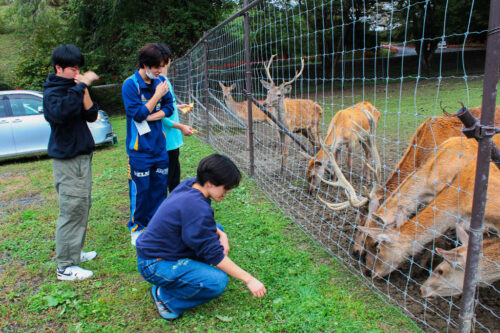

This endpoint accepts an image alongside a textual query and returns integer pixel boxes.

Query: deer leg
[361,141,372,181]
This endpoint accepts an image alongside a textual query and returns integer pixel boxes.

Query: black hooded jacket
[43,74,99,159]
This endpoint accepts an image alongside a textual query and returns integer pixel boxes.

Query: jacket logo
[156,168,168,175]
[134,170,150,177]
[141,94,147,102]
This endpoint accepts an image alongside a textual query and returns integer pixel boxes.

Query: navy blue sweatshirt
[136,177,225,266]
[43,74,99,159]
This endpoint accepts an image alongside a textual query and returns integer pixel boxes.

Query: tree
[13,0,236,88]
[389,0,490,72]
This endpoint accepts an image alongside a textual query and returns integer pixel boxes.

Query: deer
[308,105,382,211]
[218,81,269,124]
[352,105,500,258]
[359,135,500,278]
[306,102,381,194]
[420,225,500,298]
[260,55,323,174]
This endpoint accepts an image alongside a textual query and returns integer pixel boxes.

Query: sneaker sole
[57,272,93,281]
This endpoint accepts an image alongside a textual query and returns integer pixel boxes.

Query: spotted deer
[260,55,323,174]
[359,135,500,278]
[306,102,381,194]
[352,105,500,258]
[421,225,500,298]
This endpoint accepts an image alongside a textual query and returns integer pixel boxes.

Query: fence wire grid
[169,0,500,331]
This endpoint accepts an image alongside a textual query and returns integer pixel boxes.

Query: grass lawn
[0,116,419,332]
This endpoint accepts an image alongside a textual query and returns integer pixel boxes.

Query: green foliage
[10,0,236,89]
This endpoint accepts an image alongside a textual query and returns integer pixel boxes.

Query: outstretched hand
[246,277,267,297]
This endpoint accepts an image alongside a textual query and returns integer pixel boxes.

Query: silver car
[0,90,117,159]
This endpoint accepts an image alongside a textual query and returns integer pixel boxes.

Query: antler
[317,138,369,210]
[282,58,305,87]
[264,54,276,85]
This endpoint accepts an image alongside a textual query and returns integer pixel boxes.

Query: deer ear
[370,213,386,228]
[436,248,465,268]
[358,226,395,244]
[218,81,225,89]
[456,225,469,246]
[260,80,273,90]
[282,85,292,94]
[230,83,236,89]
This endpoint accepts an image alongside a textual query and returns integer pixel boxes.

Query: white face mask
[145,67,157,80]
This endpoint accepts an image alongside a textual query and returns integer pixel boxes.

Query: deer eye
[436,269,443,275]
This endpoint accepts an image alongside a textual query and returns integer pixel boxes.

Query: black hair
[197,154,241,190]
[51,44,85,72]
[138,43,172,69]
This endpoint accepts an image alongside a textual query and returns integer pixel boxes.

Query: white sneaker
[57,265,94,281]
[80,251,97,262]
[131,229,144,246]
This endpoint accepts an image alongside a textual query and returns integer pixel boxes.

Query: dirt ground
[198,114,500,332]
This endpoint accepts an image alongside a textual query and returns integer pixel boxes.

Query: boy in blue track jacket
[136,154,267,321]
[122,43,174,246]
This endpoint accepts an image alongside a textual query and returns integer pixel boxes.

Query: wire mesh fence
[169,0,500,331]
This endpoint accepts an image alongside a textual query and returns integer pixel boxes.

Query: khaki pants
[53,153,93,269]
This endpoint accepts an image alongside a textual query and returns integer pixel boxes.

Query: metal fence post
[187,56,192,104]
[458,1,500,332]
[203,33,210,143]
[244,0,255,177]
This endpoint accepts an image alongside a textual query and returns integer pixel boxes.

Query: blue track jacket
[122,69,174,158]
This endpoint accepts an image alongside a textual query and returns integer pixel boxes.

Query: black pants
[167,148,181,193]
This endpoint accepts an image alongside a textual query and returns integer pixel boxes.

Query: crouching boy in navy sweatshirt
[136,154,266,320]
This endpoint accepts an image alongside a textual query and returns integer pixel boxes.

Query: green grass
[309,77,484,143]
[0,116,420,332]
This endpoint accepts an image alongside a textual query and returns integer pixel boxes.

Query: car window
[0,97,7,118]
[9,96,43,117]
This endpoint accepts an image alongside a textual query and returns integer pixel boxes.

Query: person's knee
[205,270,228,297]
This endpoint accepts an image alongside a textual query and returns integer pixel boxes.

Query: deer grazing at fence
[261,55,323,174]
[420,225,500,298]
[359,135,500,278]
[218,81,268,124]
[352,105,500,258]
[306,102,381,194]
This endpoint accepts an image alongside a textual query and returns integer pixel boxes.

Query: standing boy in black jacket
[43,44,100,281]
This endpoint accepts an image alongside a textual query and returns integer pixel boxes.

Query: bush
[14,6,71,90]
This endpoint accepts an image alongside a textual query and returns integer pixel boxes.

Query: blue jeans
[137,257,228,315]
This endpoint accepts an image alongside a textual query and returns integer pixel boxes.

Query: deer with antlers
[352,105,500,258]
[306,102,381,196]
[359,135,500,278]
[261,55,323,174]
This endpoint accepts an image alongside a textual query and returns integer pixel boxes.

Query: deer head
[218,81,237,104]
[261,55,305,109]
